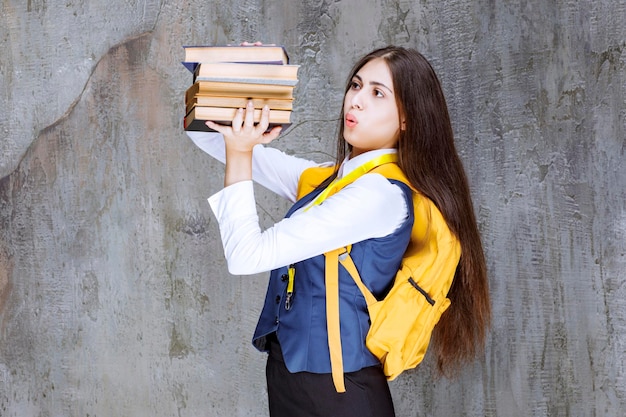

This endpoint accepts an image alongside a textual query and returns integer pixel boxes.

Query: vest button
[274,316,279,324]
[275,295,281,304]
[281,274,288,282]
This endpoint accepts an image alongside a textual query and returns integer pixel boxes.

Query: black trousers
[265,337,395,417]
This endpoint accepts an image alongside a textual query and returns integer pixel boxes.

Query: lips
[345,113,358,128]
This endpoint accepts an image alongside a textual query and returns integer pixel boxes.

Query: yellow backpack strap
[324,248,346,393]
[297,165,337,200]
[305,154,399,393]
[325,245,376,393]
[339,254,377,307]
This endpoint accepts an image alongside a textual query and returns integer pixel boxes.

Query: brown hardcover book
[185,81,294,103]
[182,45,289,73]
[185,96,294,114]
[194,62,299,85]
[184,106,291,132]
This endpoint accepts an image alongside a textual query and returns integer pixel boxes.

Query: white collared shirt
[187,131,408,275]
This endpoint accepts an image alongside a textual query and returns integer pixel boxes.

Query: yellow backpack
[297,155,461,393]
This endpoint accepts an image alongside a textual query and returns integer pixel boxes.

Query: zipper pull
[285,264,295,310]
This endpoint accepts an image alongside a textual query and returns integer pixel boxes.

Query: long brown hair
[330,46,491,376]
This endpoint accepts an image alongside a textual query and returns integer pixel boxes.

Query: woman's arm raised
[206,100,283,187]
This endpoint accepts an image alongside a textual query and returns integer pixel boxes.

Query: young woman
[187,45,490,417]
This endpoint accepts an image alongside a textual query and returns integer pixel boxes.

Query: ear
[401,119,406,131]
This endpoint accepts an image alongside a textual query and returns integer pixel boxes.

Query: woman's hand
[240,41,275,46]
[206,100,283,153]
[207,100,283,186]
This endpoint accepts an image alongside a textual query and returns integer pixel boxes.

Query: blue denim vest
[252,178,414,374]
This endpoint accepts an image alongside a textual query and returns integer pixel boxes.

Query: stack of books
[182,45,299,132]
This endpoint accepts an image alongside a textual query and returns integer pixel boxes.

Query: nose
[350,90,363,109]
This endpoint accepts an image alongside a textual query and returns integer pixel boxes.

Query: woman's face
[343,58,402,157]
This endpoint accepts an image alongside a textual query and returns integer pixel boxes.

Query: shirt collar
[337,148,398,179]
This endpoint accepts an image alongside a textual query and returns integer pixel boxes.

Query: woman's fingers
[205,120,229,134]
[205,101,283,147]
[240,41,270,46]
[257,105,271,133]
[260,125,283,144]
[204,106,244,135]
[243,100,256,129]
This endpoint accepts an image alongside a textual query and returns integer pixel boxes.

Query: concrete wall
[1,0,624,416]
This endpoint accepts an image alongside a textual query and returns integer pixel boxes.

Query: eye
[350,80,361,90]
[374,89,384,98]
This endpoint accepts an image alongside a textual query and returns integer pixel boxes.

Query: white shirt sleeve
[208,173,408,275]
[187,131,323,202]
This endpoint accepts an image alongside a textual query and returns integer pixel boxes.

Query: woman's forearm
[206,102,283,188]
[224,147,253,187]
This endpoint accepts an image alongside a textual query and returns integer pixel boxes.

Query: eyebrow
[353,74,394,94]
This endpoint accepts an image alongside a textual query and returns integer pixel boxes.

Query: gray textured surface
[1,1,625,416]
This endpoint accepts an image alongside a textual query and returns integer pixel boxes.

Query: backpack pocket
[365,267,451,380]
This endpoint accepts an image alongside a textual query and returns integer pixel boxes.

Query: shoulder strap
[337,249,377,306]
[313,154,400,393]
[306,153,398,210]
[297,153,398,202]
[324,248,346,392]
[297,165,336,200]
